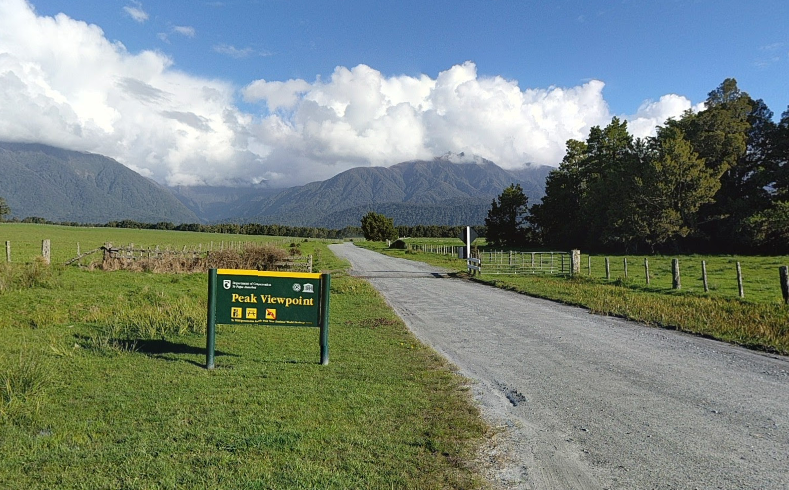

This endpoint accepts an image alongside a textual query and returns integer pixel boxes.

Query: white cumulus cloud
[0,0,699,188]
[627,94,705,138]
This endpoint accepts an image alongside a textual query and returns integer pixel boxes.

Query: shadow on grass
[74,335,238,360]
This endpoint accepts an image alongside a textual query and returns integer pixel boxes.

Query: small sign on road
[458,226,478,245]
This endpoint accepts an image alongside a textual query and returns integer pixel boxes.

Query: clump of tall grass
[0,258,61,293]
[0,350,50,423]
[80,290,206,354]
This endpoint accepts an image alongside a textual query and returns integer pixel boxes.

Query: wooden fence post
[42,239,51,265]
[702,260,709,292]
[736,262,744,298]
[780,266,789,305]
[672,258,681,290]
[5,241,9,263]
[570,250,580,276]
[644,258,650,285]
[587,255,591,276]
[623,257,628,278]
[605,257,610,280]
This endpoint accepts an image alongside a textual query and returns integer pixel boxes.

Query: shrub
[390,239,408,249]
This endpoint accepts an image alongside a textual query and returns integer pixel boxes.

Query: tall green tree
[672,78,753,248]
[580,117,638,249]
[360,211,398,242]
[743,106,789,253]
[485,184,530,248]
[630,126,719,251]
[771,107,789,199]
[529,139,587,249]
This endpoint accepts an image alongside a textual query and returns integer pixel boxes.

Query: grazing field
[359,241,789,355]
[0,224,487,489]
[583,254,789,305]
[0,223,299,265]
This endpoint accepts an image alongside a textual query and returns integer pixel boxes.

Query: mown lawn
[0,226,488,489]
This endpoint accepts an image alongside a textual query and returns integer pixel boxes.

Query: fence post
[42,239,51,265]
[644,258,650,285]
[5,241,9,263]
[736,262,744,298]
[587,255,591,275]
[571,250,581,276]
[780,266,789,305]
[702,261,709,292]
[623,257,628,278]
[672,258,681,290]
[605,257,610,280]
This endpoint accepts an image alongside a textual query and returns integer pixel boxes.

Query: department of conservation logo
[223,280,232,290]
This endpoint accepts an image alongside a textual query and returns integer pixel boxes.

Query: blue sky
[1,0,788,187]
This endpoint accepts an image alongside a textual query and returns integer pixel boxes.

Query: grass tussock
[0,350,50,424]
[0,258,62,293]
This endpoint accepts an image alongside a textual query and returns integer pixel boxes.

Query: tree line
[1,210,478,243]
[488,78,789,254]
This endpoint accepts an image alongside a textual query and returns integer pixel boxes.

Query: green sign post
[206,268,331,369]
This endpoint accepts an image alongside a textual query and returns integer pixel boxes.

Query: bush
[390,239,408,249]
[242,244,289,270]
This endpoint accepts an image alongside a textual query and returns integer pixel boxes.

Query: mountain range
[0,142,551,227]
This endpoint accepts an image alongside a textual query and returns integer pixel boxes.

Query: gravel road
[329,243,789,489]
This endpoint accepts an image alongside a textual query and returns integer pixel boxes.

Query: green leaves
[360,211,398,242]
[531,78,789,254]
[484,183,530,248]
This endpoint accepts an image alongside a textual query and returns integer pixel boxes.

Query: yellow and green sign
[206,268,331,369]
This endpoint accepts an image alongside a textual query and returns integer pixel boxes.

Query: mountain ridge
[0,142,551,227]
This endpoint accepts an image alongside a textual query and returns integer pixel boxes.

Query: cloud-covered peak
[0,0,697,188]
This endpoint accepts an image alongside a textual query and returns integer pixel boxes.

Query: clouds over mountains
[0,0,698,188]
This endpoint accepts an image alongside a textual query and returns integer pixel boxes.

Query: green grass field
[0,223,316,265]
[583,254,789,305]
[0,224,487,489]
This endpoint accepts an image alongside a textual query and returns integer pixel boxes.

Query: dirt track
[330,243,789,489]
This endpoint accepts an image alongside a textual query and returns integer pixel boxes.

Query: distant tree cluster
[4,216,364,240]
[395,224,484,239]
[526,78,789,254]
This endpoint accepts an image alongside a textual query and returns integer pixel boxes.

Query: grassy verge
[358,241,789,355]
[0,234,488,489]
